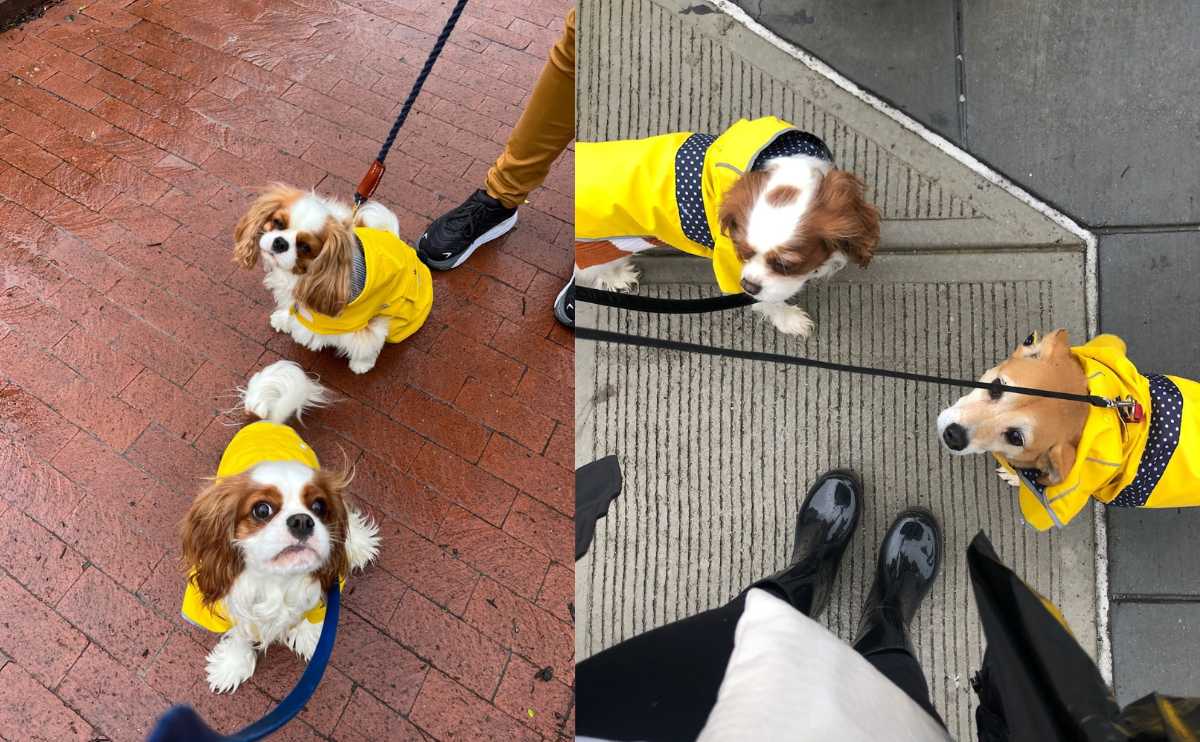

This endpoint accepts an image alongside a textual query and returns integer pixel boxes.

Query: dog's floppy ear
[181,475,249,605]
[234,184,297,269]
[718,169,770,243]
[1034,441,1076,486]
[295,221,353,317]
[309,468,351,592]
[812,169,880,267]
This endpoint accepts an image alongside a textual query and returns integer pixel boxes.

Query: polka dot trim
[674,132,717,249]
[1111,375,1184,507]
[1018,466,1048,499]
[752,130,833,170]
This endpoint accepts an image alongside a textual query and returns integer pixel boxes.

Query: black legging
[576,592,943,742]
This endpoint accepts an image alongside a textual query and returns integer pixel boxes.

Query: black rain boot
[853,508,942,657]
[749,469,861,617]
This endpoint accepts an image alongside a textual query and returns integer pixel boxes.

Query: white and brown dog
[233,186,433,374]
[574,116,879,336]
[937,330,1200,530]
[181,360,380,692]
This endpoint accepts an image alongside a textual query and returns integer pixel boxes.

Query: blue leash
[146,584,340,742]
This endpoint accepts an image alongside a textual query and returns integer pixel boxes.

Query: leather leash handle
[354,160,386,208]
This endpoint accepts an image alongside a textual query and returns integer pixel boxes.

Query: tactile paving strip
[575,252,1096,738]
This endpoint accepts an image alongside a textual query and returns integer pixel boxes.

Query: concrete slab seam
[710,0,1112,684]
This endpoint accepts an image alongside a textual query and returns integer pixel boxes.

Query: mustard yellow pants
[484,8,575,209]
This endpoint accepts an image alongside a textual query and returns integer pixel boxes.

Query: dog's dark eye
[767,255,789,274]
[1023,332,1038,346]
[251,501,274,520]
[297,242,311,254]
[310,498,327,518]
[1004,429,1024,447]
[266,219,282,231]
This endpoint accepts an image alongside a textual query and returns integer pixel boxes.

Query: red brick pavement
[0,0,575,739]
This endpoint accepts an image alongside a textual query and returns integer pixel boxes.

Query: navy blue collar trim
[674,133,718,249]
[1111,375,1183,507]
[751,130,832,170]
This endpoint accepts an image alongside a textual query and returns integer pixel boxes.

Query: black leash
[353,0,470,209]
[576,326,1128,413]
[575,285,755,313]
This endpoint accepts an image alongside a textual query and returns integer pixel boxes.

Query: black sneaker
[418,189,518,270]
[554,277,574,328]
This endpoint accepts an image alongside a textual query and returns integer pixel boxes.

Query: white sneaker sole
[427,212,518,271]
[554,279,574,327]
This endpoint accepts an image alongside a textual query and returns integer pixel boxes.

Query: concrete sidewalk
[0,0,574,739]
[575,0,1099,737]
[737,0,1200,706]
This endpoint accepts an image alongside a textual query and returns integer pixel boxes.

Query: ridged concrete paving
[576,0,1085,251]
[576,256,1094,738]
[575,0,1098,737]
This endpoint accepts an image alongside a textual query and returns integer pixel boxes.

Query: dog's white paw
[345,507,382,571]
[206,636,257,693]
[754,304,814,336]
[996,466,1021,487]
[348,356,376,374]
[286,619,322,662]
[270,309,290,333]
[595,261,641,293]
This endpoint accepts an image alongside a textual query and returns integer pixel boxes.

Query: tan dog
[937,330,1200,530]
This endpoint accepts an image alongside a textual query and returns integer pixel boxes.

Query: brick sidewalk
[0,0,574,739]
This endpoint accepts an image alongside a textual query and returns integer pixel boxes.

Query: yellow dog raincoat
[575,116,831,293]
[290,226,433,343]
[181,421,341,632]
[996,335,1200,530]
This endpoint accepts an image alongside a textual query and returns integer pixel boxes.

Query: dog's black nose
[271,236,289,253]
[287,513,314,540]
[740,278,761,296]
[942,423,968,451]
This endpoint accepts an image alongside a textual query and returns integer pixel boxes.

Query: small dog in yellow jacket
[234,185,433,374]
[575,116,880,335]
[181,360,380,692]
[937,330,1200,530]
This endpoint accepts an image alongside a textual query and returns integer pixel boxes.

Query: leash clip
[1107,396,1145,423]
[354,159,386,213]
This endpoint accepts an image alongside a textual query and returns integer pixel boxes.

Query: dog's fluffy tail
[242,361,330,424]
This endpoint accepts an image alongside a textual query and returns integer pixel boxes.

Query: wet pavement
[0,0,574,739]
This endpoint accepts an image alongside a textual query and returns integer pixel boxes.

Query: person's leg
[418,9,575,270]
[577,470,862,742]
[853,508,946,728]
[576,595,746,742]
[484,8,575,208]
[863,649,944,726]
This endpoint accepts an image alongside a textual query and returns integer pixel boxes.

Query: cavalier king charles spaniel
[181,360,380,692]
[233,186,433,373]
[577,149,879,336]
